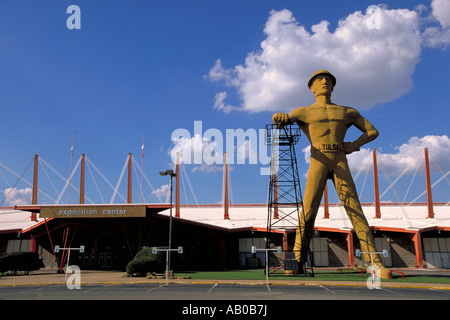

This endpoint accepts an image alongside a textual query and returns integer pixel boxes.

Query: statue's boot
[375,264,391,279]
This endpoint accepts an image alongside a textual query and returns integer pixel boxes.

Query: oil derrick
[265,123,309,275]
[266,123,302,232]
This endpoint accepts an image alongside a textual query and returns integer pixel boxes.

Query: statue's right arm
[272,112,291,125]
[272,108,305,126]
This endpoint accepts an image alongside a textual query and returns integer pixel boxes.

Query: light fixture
[159,170,176,177]
[159,168,177,278]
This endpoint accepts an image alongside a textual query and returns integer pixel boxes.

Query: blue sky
[0,0,448,206]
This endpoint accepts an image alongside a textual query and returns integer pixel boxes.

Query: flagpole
[140,130,145,203]
[67,131,76,204]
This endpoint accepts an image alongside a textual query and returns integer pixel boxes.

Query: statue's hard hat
[308,69,336,88]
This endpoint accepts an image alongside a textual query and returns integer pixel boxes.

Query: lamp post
[159,169,177,278]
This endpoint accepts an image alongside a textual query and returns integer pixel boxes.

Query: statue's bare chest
[305,106,350,124]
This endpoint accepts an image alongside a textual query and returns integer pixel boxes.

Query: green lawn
[174,269,450,284]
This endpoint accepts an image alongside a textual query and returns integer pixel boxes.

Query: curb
[2,268,450,291]
[2,279,449,290]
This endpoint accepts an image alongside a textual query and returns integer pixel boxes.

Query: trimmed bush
[0,252,45,275]
[126,247,165,277]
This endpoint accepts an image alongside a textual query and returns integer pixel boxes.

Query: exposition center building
[1,202,449,271]
[1,150,449,272]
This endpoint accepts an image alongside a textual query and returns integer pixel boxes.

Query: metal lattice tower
[265,123,312,275]
[265,123,303,234]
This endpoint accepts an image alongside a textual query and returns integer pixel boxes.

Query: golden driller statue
[272,69,390,279]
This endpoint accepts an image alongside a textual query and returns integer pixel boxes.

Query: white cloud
[213,91,239,113]
[421,0,450,48]
[431,0,450,27]
[302,135,450,176]
[170,133,223,166]
[170,133,205,164]
[423,25,450,48]
[152,184,169,201]
[368,135,450,175]
[207,3,449,113]
[2,187,32,206]
[206,59,239,87]
[348,135,450,175]
[169,123,261,171]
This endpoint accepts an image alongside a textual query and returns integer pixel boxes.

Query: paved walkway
[1,269,450,290]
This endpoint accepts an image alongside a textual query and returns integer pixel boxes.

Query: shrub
[0,256,9,274]
[0,252,45,275]
[126,247,165,276]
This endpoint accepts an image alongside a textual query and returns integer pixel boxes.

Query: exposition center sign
[40,205,147,218]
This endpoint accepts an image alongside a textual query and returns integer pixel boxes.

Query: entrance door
[99,253,105,267]
[105,253,112,267]
[309,237,329,267]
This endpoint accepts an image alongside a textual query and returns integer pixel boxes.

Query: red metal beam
[323,182,330,219]
[424,148,435,219]
[346,232,355,267]
[176,153,180,218]
[373,149,381,219]
[412,232,424,269]
[30,235,37,253]
[80,154,85,204]
[59,222,80,269]
[224,152,229,220]
[58,226,69,271]
[44,218,59,268]
[31,154,38,221]
[127,153,132,204]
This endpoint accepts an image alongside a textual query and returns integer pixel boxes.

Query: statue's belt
[311,143,344,152]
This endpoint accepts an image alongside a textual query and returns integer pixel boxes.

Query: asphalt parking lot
[1,281,449,300]
[1,269,449,301]
[1,270,448,318]
[0,281,447,320]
